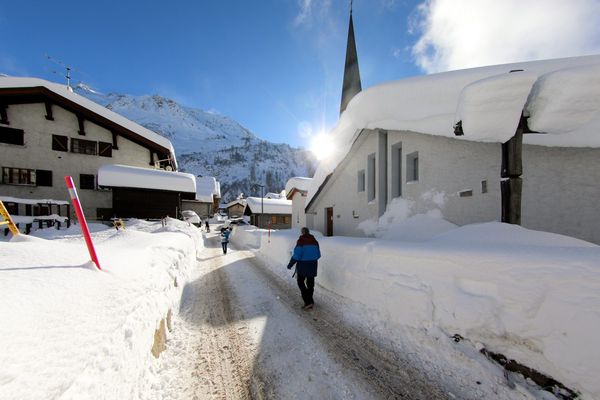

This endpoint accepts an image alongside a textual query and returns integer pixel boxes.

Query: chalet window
[481,180,488,194]
[271,216,277,224]
[80,174,95,190]
[0,126,24,146]
[98,142,112,157]
[407,152,419,182]
[357,169,365,192]
[367,153,376,201]
[1,167,36,185]
[36,170,53,187]
[52,135,68,152]
[5,202,18,215]
[391,143,402,197]
[71,138,97,155]
[283,216,290,224]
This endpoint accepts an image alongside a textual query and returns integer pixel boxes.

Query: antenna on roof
[45,55,73,90]
[350,0,353,14]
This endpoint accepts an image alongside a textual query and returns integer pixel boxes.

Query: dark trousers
[296,274,315,306]
[222,242,228,254]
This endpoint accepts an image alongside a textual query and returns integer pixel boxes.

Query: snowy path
[151,233,449,400]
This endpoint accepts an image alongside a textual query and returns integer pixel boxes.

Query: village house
[181,176,221,219]
[225,198,246,218]
[0,77,189,222]
[285,177,312,229]
[244,196,292,229]
[305,13,600,244]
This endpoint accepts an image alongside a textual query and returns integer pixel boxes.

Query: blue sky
[2,0,600,150]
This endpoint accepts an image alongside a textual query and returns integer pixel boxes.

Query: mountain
[76,84,316,202]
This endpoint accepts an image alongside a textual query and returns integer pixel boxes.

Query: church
[304,9,600,244]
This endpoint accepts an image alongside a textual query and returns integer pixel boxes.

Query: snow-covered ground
[231,222,600,399]
[2,216,599,399]
[0,219,202,399]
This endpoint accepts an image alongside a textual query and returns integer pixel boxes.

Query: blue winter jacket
[289,233,321,277]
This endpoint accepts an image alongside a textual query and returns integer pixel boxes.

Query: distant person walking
[220,228,231,254]
[287,227,321,310]
[205,220,210,232]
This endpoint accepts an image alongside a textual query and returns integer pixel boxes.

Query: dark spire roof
[340,8,362,115]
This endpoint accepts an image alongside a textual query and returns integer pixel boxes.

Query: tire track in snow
[230,248,449,400]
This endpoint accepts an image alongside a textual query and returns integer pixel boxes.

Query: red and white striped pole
[65,176,102,270]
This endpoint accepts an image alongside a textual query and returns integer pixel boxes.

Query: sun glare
[310,133,333,160]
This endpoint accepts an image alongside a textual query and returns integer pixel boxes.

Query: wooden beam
[44,102,54,121]
[149,149,155,166]
[77,115,86,135]
[501,126,523,178]
[0,104,9,125]
[111,131,119,149]
[500,114,526,224]
[501,178,522,224]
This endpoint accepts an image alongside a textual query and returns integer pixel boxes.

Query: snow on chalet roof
[285,177,312,195]
[226,199,246,208]
[195,176,219,203]
[307,55,600,206]
[245,197,292,215]
[98,164,195,193]
[0,77,177,169]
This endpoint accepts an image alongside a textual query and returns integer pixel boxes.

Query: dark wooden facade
[111,188,194,220]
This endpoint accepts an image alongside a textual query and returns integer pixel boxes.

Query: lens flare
[309,133,333,160]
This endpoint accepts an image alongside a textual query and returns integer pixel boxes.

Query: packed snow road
[152,232,449,400]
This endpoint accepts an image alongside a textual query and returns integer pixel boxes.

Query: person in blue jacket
[287,227,321,310]
[220,227,231,254]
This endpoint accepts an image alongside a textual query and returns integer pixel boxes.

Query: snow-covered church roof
[0,76,177,169]
[98,164,196,193]
[245,197,292,215]
[307,54,600,206]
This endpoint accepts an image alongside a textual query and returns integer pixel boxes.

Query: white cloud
[293,0,332,27]
[411,0,600,73]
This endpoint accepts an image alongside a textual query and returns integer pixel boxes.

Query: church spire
[340,1,362,115]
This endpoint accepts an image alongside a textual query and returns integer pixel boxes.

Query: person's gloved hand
[287,261,294,270]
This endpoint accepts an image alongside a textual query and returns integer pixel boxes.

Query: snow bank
[231,223,600,399]
[0,218,202,399]
[357,197,457,241]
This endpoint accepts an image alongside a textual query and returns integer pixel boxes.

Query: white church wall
[291,191,307,229]
[308,132,381,237]
[522,144,600,244]
[386,130,502,226]
[309,129,502,237]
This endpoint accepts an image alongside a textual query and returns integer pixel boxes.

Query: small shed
[226,199,246,218]
[244,196,292,229]
[98,164,196,219]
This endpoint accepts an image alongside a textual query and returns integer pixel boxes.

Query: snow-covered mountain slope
[76,84,316,202]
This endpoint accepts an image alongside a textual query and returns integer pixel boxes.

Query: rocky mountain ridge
[76,85,316,202]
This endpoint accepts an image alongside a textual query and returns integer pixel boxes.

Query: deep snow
[1,217,599,399]
[231,222,600,399]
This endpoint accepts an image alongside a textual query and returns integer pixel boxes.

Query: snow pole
[64,176,102,270]
[268,221,271,243]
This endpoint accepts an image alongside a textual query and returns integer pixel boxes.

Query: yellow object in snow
[0,200,20,236]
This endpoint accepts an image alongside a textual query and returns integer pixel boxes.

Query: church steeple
[340,1,362,115]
